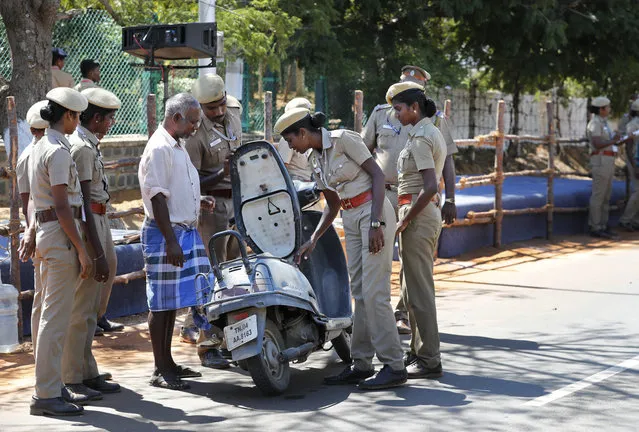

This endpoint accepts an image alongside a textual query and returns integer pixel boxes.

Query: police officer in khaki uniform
[75,59,101,92]
[387,82,447,378]
[183,74,243,367]
[51,48,75,89]
[16,101,48,356]
[587,96,629,238]
[362,65,458,335]
[26,87,92,416]
[275,108,407,390]
[61,88,122,400]
[619,99,639,231]
[274,98,313,181]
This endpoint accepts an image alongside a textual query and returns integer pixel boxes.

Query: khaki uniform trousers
[33,220,82,399]
[620,171,639,225]
[384,187,409,320]
[344,198,404,372]
[589,154,616,231]
[399,199,442,368]
[30,257,42,355]
[62,213,117,383]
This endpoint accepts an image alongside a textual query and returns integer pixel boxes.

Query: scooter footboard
[224,307,267,362]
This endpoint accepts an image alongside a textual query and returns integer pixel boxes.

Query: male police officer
[51,48,75,89]
[75,60,101,92]
[362,65,458,336]
[182,74,243,367]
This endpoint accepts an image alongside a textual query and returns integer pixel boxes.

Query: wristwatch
[370,220,386,229]
[445,198,455,204]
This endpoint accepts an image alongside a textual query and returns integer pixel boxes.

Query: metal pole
[199,0,216,76]
[264,91,273,142]
[546,101,555,240]
[146,93,157,138]
[353,90,364,133]
[494,100,506,248]
[6,96,22,342]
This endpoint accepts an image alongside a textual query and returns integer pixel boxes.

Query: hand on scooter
[295,239,317,265]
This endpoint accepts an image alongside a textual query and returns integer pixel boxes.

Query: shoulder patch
[226,95,242,109]
[373,103,391,112]
[330,129,347,138]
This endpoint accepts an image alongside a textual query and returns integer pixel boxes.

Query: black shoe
[590,230,611,239]
[30,396,83,416]
[199,348,231,369]
[404,351,418,367]
[99,371,113,381]
[359,365,407,390]
[604,227,620,239]
[83,375,121,393]
[406,361,443,379]
[94,325,104,336]
[324,365,375,385]
[62,384,98,404]
[98,316,124,332]
[179,325,199,344]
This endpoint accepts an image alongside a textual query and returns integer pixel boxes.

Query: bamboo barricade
[493,101,506,247]
[264,91,273,142]
[353,90,364,134]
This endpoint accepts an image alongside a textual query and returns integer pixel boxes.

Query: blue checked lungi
[142,219,211,311]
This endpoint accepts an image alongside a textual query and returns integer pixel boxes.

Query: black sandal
[175,365,202,378]
[149,373,190,391]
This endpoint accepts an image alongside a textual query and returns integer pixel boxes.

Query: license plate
[224,315,258,351]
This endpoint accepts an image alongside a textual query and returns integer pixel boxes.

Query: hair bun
[310,112,326,129]
[40,104,55,122]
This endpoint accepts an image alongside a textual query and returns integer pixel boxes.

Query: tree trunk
[507,76,521,159]
[0,0,59,133]
[257,62,263,97]
[295,59,305,96]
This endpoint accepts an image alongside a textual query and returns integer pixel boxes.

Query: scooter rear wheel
[246,319,290,395]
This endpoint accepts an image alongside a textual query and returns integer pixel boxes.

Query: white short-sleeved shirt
[139,125,201,225]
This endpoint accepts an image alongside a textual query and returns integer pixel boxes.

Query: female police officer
[387,82,446,379]
[274,109,406,390]
[28,87,92,416]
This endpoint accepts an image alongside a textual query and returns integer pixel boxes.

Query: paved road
[2,241,638,431]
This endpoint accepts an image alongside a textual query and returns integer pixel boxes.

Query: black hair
[80,59,99,77]
[588,105,601,115]
[391,89,437,118]
[80,103,115,125]
[40,101,70,124]
[281,112,327,135]
[631,110,639,118]
[52,53,63,66]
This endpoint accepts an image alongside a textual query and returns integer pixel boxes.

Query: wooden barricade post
[546,101,556,240]
[493,100,505,247]
[264,91,273,142]
[146,94,157,138]
[354,90,364,133]
[6,96,22,341]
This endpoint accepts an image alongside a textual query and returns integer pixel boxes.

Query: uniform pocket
[329,155,359,184]
[208,140,229,166]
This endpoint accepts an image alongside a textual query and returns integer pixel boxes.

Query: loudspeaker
[122,22,218,60]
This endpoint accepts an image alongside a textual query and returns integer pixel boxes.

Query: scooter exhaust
[278,342,315,363]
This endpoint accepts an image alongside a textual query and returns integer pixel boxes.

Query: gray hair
[164,92,200,120]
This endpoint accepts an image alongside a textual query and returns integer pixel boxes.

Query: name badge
[382,124,394,130]
[612,145,619,152]
[209,138,222,147]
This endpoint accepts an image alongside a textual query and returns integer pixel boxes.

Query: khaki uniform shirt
[275,138,312,181]
[69,126,110,203]
[74,79,99,92]
[17,138,37,194]
[184,96,243,192]
[362,104,457,185]
[51,66,75,89]
[587,115,615,152]
[626,117,639,166]
[309,128,372,199]
[397,117,447,196]
[29,129,82,211]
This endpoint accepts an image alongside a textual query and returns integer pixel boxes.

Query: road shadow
[441,333,540,351]
[440,372,546,398]
[376,386,470,408]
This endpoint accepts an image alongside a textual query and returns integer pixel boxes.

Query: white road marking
[525,354,639,407]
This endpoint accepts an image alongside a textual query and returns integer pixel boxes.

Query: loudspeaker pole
[199,0,216,76]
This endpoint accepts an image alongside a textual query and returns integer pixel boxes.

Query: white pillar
[199,0,216,76]
[225,58,244,101]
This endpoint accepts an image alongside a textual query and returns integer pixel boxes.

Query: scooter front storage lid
[230,141,302,260]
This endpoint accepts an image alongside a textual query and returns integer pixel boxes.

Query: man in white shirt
[138,93,215,390]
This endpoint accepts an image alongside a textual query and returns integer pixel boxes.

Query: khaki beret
[274,107,310,134]
[631,100,639,112]
[385,82,424,105]
[26,100,49,129]
[192,73,225,104]
[285,97,312,112]
[591,96,610,108]
[82,87,121,110]
[401,65,431,82]
[46,87,88,112]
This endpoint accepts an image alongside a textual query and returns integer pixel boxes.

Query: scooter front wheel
[246,319,290,395]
